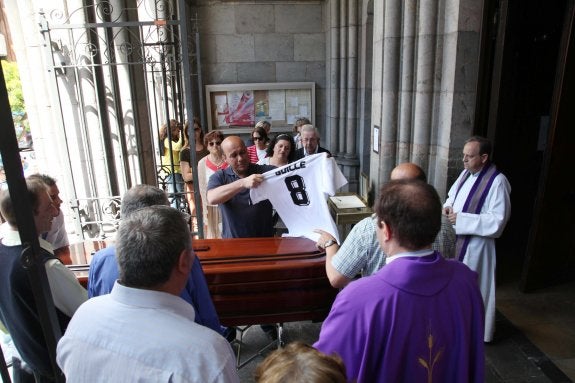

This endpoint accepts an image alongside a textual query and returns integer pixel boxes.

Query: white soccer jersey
[250,153,348,243]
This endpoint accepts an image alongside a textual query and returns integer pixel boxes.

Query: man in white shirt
[27,174,70,258]
[57,205,239,383]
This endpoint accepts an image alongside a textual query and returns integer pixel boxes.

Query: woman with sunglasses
[247,125,269,163]
[257,133,295,167]
[197,130,228,238]
[180,117,209,231]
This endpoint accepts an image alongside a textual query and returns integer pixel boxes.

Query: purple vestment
[314,252,485,383]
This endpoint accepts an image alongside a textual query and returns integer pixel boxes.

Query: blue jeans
[166,173,185,209]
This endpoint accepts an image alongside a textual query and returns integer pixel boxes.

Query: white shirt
[256,157,271,165]
[385,249,434,265]
[250,153,348,242]
[57,282,239,383]
[1,228,87,317]
[256,148,267,161]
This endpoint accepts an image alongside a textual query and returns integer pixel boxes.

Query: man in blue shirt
[206,135,278,339]
[88,184,233,340]
[207,136,276,238]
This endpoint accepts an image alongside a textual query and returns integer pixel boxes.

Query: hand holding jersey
[241,173,265,189]
[249,153,347,243]
[314,228,338,249]
[207,136,277,238]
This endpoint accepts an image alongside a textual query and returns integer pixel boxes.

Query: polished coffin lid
[65,237,336,326]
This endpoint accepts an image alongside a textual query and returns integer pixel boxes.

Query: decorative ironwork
[40,0,203,240]
[71,190,197,241]
[44,0,176,26]
[71,196,122,240]
[44,23,182,68]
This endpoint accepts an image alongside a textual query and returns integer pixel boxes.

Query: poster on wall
[267,90,286,121]
[224,90,255,126]
[253,90,270,121]
[285,89,311,124]
[214,94,228,127]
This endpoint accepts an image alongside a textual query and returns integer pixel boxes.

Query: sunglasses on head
[209,141,222,146]
[276,134,292,141]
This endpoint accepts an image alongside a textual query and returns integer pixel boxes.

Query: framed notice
[373,125,380,153]
[206,82,315,134]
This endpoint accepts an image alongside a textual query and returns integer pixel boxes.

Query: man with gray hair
[57,205,239,382]
[88,184,232,340]
[293,124,331,160]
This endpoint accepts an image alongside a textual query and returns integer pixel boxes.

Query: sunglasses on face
[253,136,264,141]
[209,141,222,147]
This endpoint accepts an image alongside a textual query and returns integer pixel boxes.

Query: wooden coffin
[66,237,337,327]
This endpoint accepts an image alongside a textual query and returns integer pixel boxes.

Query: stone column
[356,0,373,177]
[345,0,358,160]
[398,0,416,163]
[412,0,438,171]
[337,0,347,155]
[371,0,401,187]
[368,0,482,198]
[326,0,340,151]
[326,0,360,192]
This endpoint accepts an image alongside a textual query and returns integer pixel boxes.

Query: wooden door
[521,2,575,291]
[476,0,575,290]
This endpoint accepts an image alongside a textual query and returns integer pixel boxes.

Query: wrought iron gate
[39,0,204,239]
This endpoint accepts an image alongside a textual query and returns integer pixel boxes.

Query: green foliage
[1,60,25,114]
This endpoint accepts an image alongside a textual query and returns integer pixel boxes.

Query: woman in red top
[247,125,269,163]
[197,130,228,238]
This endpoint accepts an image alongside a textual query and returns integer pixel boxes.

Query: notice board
[205,82,315,134]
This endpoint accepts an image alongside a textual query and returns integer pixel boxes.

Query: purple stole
[454,162,500,261]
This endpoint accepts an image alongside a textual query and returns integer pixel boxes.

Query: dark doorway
[478,0,575,290]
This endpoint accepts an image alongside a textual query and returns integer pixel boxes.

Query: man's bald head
[221,135,244,154]
[221,135,250,176]
[390,163,427,182]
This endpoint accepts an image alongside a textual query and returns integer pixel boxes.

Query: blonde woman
[255,342,347,383]
[159,119,184,208]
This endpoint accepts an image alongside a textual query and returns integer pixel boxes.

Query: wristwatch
[323,239,336,248]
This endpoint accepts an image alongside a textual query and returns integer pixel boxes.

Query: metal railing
[70,177,198,241]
